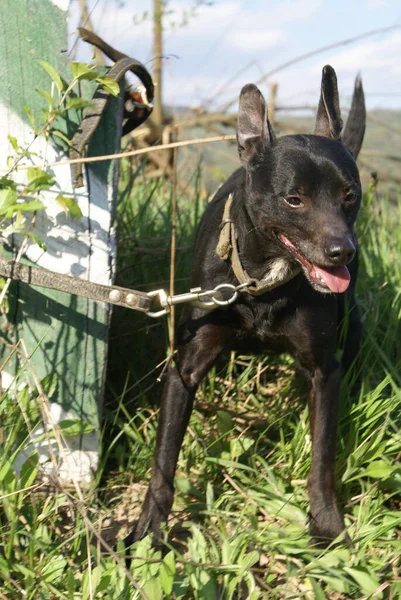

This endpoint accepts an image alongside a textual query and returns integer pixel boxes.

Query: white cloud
[367,0,388,9]
[227,29,286,51]
[322,32,401,74]
[268,0,323,26]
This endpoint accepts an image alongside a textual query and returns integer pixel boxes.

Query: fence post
[268,82,278,126]
[0,0,121,485]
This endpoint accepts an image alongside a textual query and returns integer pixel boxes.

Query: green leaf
[206,481,214,510]
[0,175,17,190]
[18,386,40,423]
[38,60,64,94]
[57,419,96,436]
[160,551,176,596]
[0,276,9,312]
[14,200,45,213]
[81,569,89,600]
[67,569,76,596]
[41,373,58,400]
[343,567,380,595]
[82,566,105,599]
[96,76,120,97]
[143,578,163,600]
[14,564,36,578]
[175,476,193,494]
[8,135,19,152]
[34,419,95,443]
[3,199,45,219]
[56,194,83,219]
[91,565,104,593]
[22,105,37,131]
[175,476,202,498]
[239,550,260,574]
[3,210,25,232]
[26,166,55,191]
[205,457,255,472]
[310,579,326,600]
[230,436,254,458]
[0,188,17,215]
[217,410,233,434]
[52,130,72,147]
[27,233,47,252]
[96,571,112,593]
[65,97,96,110]
[361,460,395,479]
[42,556,67,584]
[318,574,347,593]
[20,453,39,489]
[25,178,54,193]
[380,468,401,490]
[0,461,16,493]
[315,551,341,569]
[70,62,98,81]
[36,88,55,107]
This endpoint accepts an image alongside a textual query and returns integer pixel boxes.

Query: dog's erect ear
[342,75,366,159]
[237,84,275,166]
[314,65,343,139]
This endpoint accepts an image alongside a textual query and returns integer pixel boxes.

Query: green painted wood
[0,0,69,125]
[0,0,121,482]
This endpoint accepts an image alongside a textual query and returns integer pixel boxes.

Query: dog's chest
[234,296,295,354]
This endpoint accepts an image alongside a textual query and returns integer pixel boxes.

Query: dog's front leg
[129,321,231,545]
[307,359,345,544]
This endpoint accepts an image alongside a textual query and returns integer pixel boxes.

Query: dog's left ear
[237,84,275,166]
[314,65,343,139]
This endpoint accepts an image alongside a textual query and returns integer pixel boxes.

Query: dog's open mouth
[278,233,350,294]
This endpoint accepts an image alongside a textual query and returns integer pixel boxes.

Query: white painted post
[0,0,122,485]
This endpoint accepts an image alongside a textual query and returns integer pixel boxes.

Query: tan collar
[216,194,300,295]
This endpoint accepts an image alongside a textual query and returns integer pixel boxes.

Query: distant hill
[173,109,401,199]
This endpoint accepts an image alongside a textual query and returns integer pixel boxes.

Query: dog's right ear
[314,65,343,139]
[342,75,366,159]
[237,84,275,166]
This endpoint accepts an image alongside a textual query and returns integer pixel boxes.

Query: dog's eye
[283,196,303,208]
[343,193,356,206]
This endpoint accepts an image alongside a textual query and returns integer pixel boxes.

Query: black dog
[130,65,366,546]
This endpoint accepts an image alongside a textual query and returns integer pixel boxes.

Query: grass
[0,159,400,599]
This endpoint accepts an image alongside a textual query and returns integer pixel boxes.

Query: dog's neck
[231,186,293,282]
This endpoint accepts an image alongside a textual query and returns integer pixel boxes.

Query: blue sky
[68,0,401,112]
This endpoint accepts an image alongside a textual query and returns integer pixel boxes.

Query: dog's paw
[124,504,167,550]
[124,515,165,567]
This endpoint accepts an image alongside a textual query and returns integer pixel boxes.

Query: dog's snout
[324,236,355,264]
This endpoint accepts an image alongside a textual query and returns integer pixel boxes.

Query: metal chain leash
[145,282,251,318]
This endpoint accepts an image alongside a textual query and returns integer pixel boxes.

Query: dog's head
[237,65,366,294]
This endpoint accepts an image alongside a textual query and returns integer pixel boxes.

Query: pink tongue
[311,264,350,293]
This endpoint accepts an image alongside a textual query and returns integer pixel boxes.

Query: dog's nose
[324,236,356,264]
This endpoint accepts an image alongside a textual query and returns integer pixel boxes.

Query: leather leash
[0,256,151,312]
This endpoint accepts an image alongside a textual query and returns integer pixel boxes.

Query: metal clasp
[146,282,249,318]
[146,289,170,318]
[194,283,237,308]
